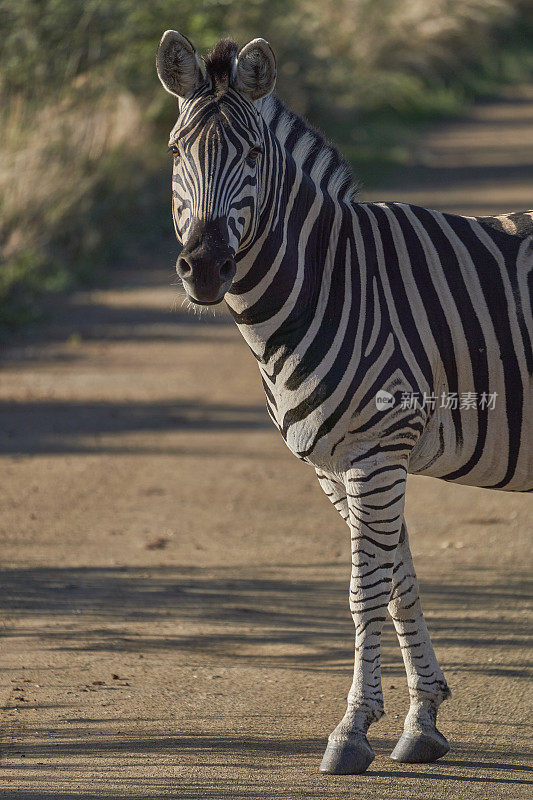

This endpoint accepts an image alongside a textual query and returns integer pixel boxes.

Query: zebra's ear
[234,38,276,101]
[156,30,204,99]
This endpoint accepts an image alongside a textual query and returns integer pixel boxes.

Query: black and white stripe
[158,35,533,773]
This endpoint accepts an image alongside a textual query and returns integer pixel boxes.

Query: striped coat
[157,32,532,774]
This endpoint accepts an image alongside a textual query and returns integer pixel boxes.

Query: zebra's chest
[258,363,341,464]
[258,360,385,470]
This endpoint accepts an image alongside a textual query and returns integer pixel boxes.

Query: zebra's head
[157,32,276,305]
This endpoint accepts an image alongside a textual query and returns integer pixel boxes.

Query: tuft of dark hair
[203,38,239,97]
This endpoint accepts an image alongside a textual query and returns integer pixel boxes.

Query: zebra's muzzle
[177,220,236,304]
[178,257,236,304]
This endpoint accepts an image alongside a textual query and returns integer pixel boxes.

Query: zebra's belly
[408,401,533,491]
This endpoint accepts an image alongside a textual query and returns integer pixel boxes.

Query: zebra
[156,31,533,775]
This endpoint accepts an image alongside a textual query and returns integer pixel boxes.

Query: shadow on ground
[1,564,529,678]
[0,398,270,455]
[1,730,532,800]
[1,268,233,354]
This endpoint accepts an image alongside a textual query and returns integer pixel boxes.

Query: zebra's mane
[203,39,358,202]
[261,94,359,202]
[204,38,238,98]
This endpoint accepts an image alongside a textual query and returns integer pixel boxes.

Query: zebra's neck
[225,95,358,365]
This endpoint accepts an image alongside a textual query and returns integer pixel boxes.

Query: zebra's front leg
[389,521,451,763]
[319,460,407,775]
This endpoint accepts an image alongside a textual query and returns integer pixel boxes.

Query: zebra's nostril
[219,258,236,282]
[177,257,192,279]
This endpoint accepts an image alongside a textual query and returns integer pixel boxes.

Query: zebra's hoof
[320,737,375,774]
[390,730,450,763]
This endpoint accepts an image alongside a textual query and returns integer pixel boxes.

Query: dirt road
[1,89,532,799]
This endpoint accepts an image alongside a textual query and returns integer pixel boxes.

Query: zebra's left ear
[234,39,276,101]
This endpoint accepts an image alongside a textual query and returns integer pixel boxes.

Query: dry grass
[0,83,144,262]
[0,76,152,329]
[288,0,521,114]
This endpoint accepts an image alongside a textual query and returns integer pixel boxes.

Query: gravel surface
[1,88,532,799]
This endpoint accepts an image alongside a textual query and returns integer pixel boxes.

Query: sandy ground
[1,88,532,799]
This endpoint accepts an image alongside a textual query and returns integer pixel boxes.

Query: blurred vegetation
[1,0,532,333]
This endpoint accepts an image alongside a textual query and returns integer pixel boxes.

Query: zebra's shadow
[1,562,529,675]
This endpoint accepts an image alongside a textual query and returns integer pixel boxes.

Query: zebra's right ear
[156,30,204,99]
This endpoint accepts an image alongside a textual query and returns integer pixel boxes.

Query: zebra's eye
[246,146,263,166]
[168,144,180,160]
